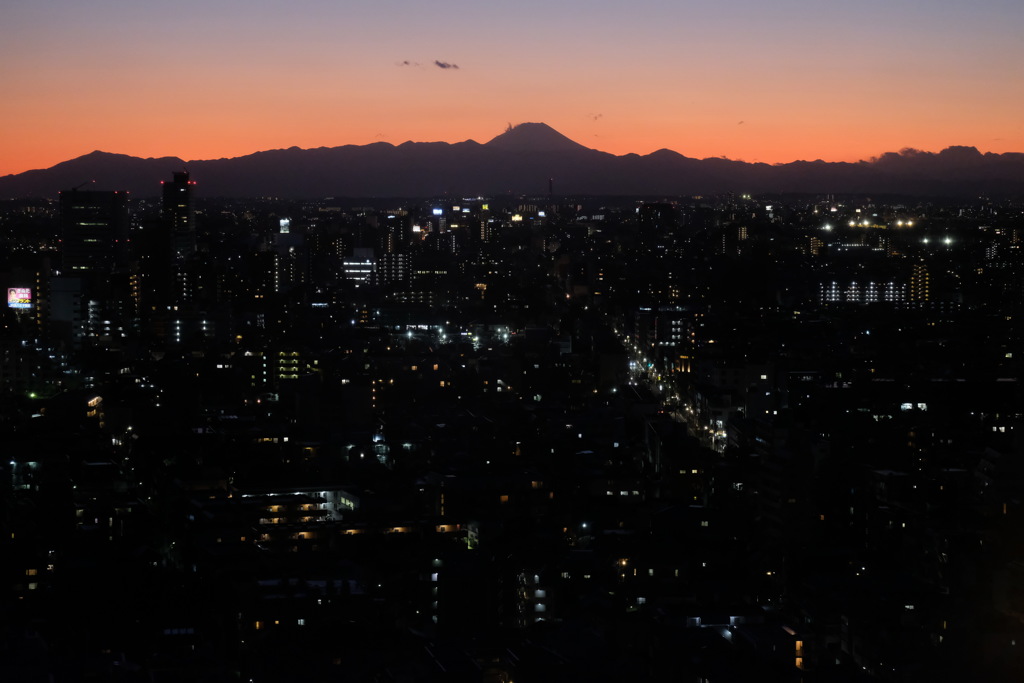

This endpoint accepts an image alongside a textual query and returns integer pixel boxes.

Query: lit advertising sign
[7,287,32,309]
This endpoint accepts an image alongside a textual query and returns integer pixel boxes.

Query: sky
[2,0,1023,176]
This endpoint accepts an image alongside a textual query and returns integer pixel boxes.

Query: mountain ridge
[2,123,1022,198]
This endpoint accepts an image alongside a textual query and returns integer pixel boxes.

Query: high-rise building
[343,247,376,287]
[377,253,409,286]
[909,263,930,302]
[272,220,308,293]
[60,189,130,275]
[162,171,196,261]
[159,171,200,304]
[479,204,493,243]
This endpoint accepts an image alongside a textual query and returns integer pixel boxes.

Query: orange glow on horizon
[3,0,1022,178]
[4,114,1022,179]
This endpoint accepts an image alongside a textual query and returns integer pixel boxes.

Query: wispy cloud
[398,59,460,70]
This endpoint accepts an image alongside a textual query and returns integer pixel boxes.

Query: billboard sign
[7,287,32,310]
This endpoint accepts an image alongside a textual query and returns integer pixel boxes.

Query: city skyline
[4,186,1023,680]
[3,0,1023,177]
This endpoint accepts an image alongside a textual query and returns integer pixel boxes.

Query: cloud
[399,59,460,70]
[590,113,603,121]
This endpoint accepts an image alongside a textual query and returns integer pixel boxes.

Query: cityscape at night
[3,0,1024,680]
[2,155,1024,680]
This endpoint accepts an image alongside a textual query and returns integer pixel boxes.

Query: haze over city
[3,0,1023,177]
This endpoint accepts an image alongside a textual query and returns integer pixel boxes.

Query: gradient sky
[3,0,1022,176]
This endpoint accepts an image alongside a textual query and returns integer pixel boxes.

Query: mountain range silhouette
[2,122,1022,198]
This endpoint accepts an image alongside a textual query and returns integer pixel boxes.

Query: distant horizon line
[6,120,1020,178]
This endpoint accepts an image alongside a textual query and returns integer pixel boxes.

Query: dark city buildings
[59,188,130,275]
[162,170,196,261]
[3,183,1024,682]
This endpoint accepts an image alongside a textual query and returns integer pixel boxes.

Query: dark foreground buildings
[59,187,130,275]
[2,183,1024,681]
